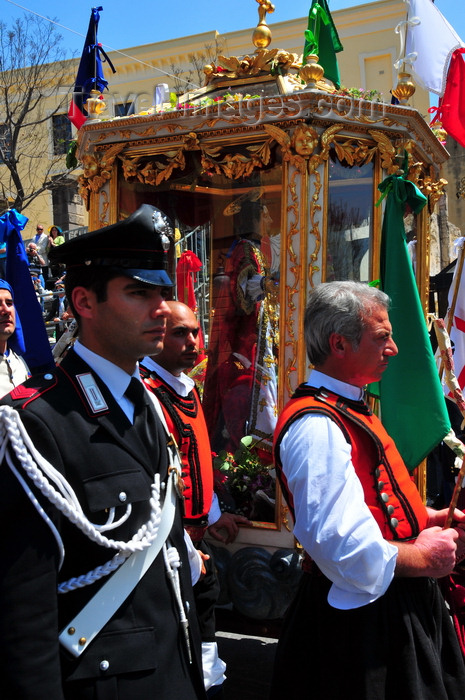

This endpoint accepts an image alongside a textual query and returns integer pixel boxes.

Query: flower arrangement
[104,84,387,123]
[213,436,276,521]
[334,86,384,102]
[170,92,262,112]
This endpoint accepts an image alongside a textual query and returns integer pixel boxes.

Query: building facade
[1,0,435,242]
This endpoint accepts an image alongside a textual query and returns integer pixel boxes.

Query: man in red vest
[271,280,465,700]
[140,300,249,698]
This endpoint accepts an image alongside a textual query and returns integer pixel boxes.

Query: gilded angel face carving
[292,124,319,157]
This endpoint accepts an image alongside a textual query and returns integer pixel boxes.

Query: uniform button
[44,373,54,380]
[185,601,190,613]
[118,492,127,503]
[374,468,380,478]
[381,492,389,503]
[387,505,395,515]
[377,481,384,490]
[390,517,398,528]
[100,660,110,672]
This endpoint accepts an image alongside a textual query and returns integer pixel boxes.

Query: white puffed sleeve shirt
[279,369,398,610]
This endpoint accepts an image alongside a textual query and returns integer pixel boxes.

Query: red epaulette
[8,373,57,407]
[10,385,39,401]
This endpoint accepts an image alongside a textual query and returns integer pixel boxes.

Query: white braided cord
[57,552,129,593]
[0,405,164,591]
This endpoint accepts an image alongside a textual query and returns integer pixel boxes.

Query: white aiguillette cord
[59,384,189,658]
[59,465,178,657]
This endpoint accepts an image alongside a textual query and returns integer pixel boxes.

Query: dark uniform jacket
[0,349,205,700]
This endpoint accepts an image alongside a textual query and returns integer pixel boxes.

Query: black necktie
[124,377,156,454]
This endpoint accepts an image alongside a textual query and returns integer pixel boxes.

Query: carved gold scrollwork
[119,154,143,181]
[406,160,448,210]
[118,132,200,187]
[78,143,125,207]
[201,138,273,179]
[332,138,377,167]
[285,167,300,398]
[116,131,275,184]
[99,190,110,228]
[421,173,448,211]
[281,504,292,532]
[367,130,400,173]
[203,47,302,85]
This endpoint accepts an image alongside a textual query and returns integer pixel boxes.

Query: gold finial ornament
[430,119,448,144]
[85,89,107,120]
[392,71,416,105]
[299,54,325,88]
[253,0,275,49]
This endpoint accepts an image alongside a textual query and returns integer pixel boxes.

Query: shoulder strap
[274,390,352,468]
[275,385,383,467]
[59,466,179,658]
[59,384,185,658]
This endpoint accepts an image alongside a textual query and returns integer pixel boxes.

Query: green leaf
[65,140,78,169]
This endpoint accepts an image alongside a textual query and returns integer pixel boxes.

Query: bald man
[140,301,249,698]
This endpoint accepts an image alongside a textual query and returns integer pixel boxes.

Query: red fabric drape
[432,48,465,149]
[176,251,206,363]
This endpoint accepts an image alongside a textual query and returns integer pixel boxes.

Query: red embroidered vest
[141,369,214,531]
[274,385,428,541]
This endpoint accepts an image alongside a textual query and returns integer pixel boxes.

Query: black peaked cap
[49,204,175,287]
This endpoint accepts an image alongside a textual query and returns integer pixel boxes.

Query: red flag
[431,48,465,149]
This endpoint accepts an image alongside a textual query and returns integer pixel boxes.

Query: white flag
[404,0,464,96]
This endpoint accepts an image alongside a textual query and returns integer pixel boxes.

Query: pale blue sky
[1,0,462,57]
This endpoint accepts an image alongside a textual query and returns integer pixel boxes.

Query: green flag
[303,0,343,89]
[377,173,451,471]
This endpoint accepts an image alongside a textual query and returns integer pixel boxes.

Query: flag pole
[444,455,465,529]
[446,239,465,335]
[434,317,465,531]
[438,239,465,383]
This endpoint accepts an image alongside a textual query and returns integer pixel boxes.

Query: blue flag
[0,210,54,373]
[68,6,115,129]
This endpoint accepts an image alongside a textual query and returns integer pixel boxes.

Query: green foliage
[213,436,275,519]
[65,140,78,170]
[336,86,384,102]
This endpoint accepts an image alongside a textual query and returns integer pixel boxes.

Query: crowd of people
[23,223,71,348]
[28,223,65,281]
[0,204,464,699]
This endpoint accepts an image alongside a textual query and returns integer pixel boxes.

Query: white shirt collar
[141,356,194,398]
[73,339,140,400]
[306,368,365,402]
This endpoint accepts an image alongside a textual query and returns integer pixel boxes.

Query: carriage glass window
[326,150,374,283]
[118,151,282,527]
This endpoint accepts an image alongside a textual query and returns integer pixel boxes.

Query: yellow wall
[1,0,431,232]
[102,0,428,116]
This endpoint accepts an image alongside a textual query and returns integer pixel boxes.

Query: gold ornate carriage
[76,5,448,619]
